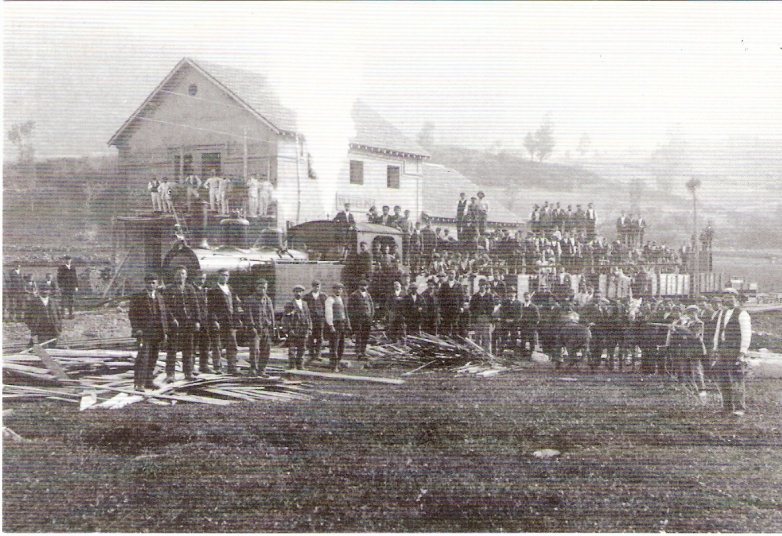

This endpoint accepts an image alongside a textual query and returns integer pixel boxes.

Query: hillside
[426,145,782,251]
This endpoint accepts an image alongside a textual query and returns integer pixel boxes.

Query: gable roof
[109,58,430,159]
[422,163,521,225]
[109,57,298,146]
[351,99,430,159]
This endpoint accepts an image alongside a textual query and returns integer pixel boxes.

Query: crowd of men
[123,263,750,415]
[127,268,380,390]
[147,172,276,217]
[3,256,80,348]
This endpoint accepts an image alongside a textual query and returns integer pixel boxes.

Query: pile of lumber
[366,333,497,373]
[3,346,313,409]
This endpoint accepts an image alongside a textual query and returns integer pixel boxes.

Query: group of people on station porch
[124,264,752,417]
[147,172,275,217]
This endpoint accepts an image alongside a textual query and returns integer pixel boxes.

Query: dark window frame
[387,165,400,189]
[350,160,364,185]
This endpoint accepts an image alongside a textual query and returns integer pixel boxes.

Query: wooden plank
[283,369,405,385]
[31,345,70,382]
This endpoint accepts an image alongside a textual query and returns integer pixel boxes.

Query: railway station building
[108,57,432,228]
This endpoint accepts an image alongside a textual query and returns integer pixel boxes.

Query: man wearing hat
[25,284,62,348]
[402,282,426,336]
[283,285,312,370]
[207,268,241,375]
[244,278,276,376]
[437,270,462,337]
[163,265,202,382]
[420,277,441,335]
[710,288,752,416]
[57,255,79,319]
[495,286,523,356]
[470,279,497,353]
[325,283,351,372]
[303,280,327,363]
[129,274,169,391]
[348,279,375,359]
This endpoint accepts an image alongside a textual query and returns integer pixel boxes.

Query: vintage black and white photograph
[3,2,782,532]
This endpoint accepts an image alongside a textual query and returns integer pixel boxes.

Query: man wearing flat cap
[283,285,312,370]
[710,288,752,416]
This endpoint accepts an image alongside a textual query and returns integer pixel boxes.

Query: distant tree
[417,121,435,149]
[533,114,556,162]
[577,133,592,157]
[7,121,37,209]
[523,132,536,160]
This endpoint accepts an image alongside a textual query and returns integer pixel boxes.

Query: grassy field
[4,362,782,532]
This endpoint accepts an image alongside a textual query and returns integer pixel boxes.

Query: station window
[387,165,400,189]
[350,160,364,185]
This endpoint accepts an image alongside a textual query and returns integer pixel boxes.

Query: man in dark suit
[6,265,25,321]
[384,280,406,342]
[57,255,79,319]
[402,282,426,336]
[332,202,356,225]
[519,292,540,357]
[437,270,463,337]
[163,265,202,381]
[710,288,752,416]
[420,278,441,335]
[129,274,169,391]
[244,278,276,376]
[470,279,497,353]
[25,285,62,348]
[192,271,212,374]
[284,285,313,370]
[303,280,327,363]
[207,268,241,375]
[348,279,375,358]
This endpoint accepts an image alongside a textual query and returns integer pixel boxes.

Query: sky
[3,2,782,162]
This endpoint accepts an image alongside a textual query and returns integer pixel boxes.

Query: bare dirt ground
[3,308,782,532]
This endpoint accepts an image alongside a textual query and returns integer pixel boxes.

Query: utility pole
[686,178,701,298]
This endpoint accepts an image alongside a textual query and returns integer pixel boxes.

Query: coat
[57,264,79,293]
[207,285,241,329]
[129,291,169,339]
[244,293,276,333]
[348,290,375,322]
[283,299,312,337]
[26,296,62,339]
[303,291,327,321]
[164,283,202,328]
